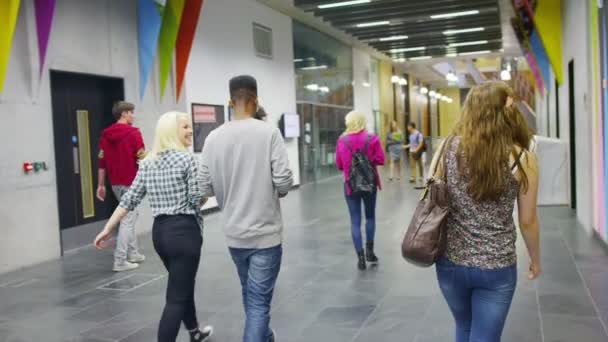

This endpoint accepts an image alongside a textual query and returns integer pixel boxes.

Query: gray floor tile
[542,314,608,342]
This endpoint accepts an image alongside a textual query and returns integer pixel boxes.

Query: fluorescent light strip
[357,21,390,28]
[445,53,458,57]
[300,65,328,70]
[430,10,480,19]
[443,27,485,35]
[409,56,432,61]
[448,40,489,47]
[318,0,370,9]
[379,35,408,41]
[293,59,304,62]
[457,50,492,56]
[389,46,426,53]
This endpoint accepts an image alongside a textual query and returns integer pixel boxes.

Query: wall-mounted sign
[278,113,300,139]
[191,103,225,153]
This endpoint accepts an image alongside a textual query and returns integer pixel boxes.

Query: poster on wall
[192,103,225,153]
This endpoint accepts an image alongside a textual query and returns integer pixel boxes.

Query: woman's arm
[516,151,541,280]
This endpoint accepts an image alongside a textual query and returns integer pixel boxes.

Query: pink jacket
[336,130,385,195]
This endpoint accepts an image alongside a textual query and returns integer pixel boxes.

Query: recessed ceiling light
[443,27,485,35]
[430,10,480,19]
[294,59,304,62]
[391,75,400,83]
[389,46,426,53]
[409,56,432,61]
[421,87,429,94]
[448,40,489,47]
[399,77,407,85]
[357,21,390,28]
[305,84,319,91]
[379,35,409,41]
[318,0,370,9]
[445,53,458,57]
[457,50,492,56]
[394,58,407,63]
[300,65,328,70]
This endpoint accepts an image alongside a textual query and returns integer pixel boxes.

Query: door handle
[73,146,80,174]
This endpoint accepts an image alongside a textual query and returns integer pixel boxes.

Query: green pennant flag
[157,0,185,98]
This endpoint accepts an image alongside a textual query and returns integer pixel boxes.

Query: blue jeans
[436,257,517,342]
[344,185,377,253]
[229,245,282,342]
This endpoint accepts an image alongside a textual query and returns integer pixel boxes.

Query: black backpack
[343,135,377,193]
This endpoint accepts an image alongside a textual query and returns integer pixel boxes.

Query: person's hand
[94,228,113,250]
[278,192,287,198]
[528,260,541,280]
[96,185,106,202]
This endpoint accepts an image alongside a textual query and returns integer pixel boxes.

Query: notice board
[191,103,225,153]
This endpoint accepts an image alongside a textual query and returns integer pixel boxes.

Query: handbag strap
[431,136,453,181]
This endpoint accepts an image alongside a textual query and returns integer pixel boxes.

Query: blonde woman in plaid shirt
[94,112,213,342]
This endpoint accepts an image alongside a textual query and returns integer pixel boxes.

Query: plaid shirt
[120,150,205,229]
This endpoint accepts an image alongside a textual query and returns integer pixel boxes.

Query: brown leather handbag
[401,137,452,267]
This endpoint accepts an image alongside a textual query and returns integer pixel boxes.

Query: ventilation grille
[253,23,273,59]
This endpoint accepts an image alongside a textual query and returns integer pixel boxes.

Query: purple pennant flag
[35,0,55,79]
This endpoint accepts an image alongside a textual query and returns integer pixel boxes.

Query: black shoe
[190,325,213,342]
[366,241,379,264]
[357,251,367,270]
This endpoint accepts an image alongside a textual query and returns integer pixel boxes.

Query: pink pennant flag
[35,0,55,78]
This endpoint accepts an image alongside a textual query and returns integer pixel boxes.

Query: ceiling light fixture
[318,0,370,9]
[421,87,429,94]
[430,10,480,19]
[379,35,409,41]
[399,77,408,85]
[445,53,458,57]
[319,86,330,93]
[300,65,328,70]
[391,75,400,84]
[389,46,426,53]
[500,69,512,81]
[305,84,319,91]
[448,40,489,47]
[394,57,407,63]
[356,20,390,28]
[435,92,443,99]
[443,27,485,35]
[293,58,304,62]
[429,90,437,97]
[362,82,371,87]
[457,50,492,56]
[409,56,432,61]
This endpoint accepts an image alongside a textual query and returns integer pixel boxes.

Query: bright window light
[443,27,485,35]
[431,10,480,19]
[389,46,426,53]
[379,35,409,42]
[318,0,370,9]
[409,56,432,61]
[357,21,390,28]
[448,40,489,47]
[458,50,492,56]
[305,84,319,91]
[300,65,328,70]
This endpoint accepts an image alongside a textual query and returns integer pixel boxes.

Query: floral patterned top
[444,138,520,269]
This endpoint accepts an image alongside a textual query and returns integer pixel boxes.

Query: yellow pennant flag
[0,0,21,93]
[534,0,563,85]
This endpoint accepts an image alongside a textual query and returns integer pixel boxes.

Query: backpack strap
[342,135,354,153]
[362,134,372,153]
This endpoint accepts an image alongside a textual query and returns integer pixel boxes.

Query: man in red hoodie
[97,101,146,272]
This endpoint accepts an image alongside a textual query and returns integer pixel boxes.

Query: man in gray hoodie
[200,75,293,342]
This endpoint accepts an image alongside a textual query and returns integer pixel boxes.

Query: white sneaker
[113,261,139,272]
[128,253,146,263]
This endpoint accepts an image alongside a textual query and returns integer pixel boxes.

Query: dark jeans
[436,257,517,342]
[229,245,282,342]
[152,215,203,342]
[344,185,377,253]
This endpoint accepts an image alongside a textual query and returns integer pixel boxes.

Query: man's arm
[199,140,215,198]
[133,129,146,160]
[97,138,107,201]
[271,129,294,196]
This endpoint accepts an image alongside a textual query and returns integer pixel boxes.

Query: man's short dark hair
[408,122,416,129]
[112,101,135,121]
[229,75,258,103]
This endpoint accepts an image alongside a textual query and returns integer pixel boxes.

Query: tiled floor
[1,174,608,342]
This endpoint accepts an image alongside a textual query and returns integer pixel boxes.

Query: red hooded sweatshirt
[98,123,145,186]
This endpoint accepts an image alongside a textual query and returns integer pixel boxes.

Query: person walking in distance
[404,122,425,185]
[96,101,146,272]
[94,112,214,342]
[336,111,385,270]
[386,120,404,181]
[433,82,541,342]
[200,75,293,342]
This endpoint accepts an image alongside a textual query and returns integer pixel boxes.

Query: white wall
[0,0,186,274]
[352,48,374,131]
[185,0,300,188]
[558,0,594,230]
